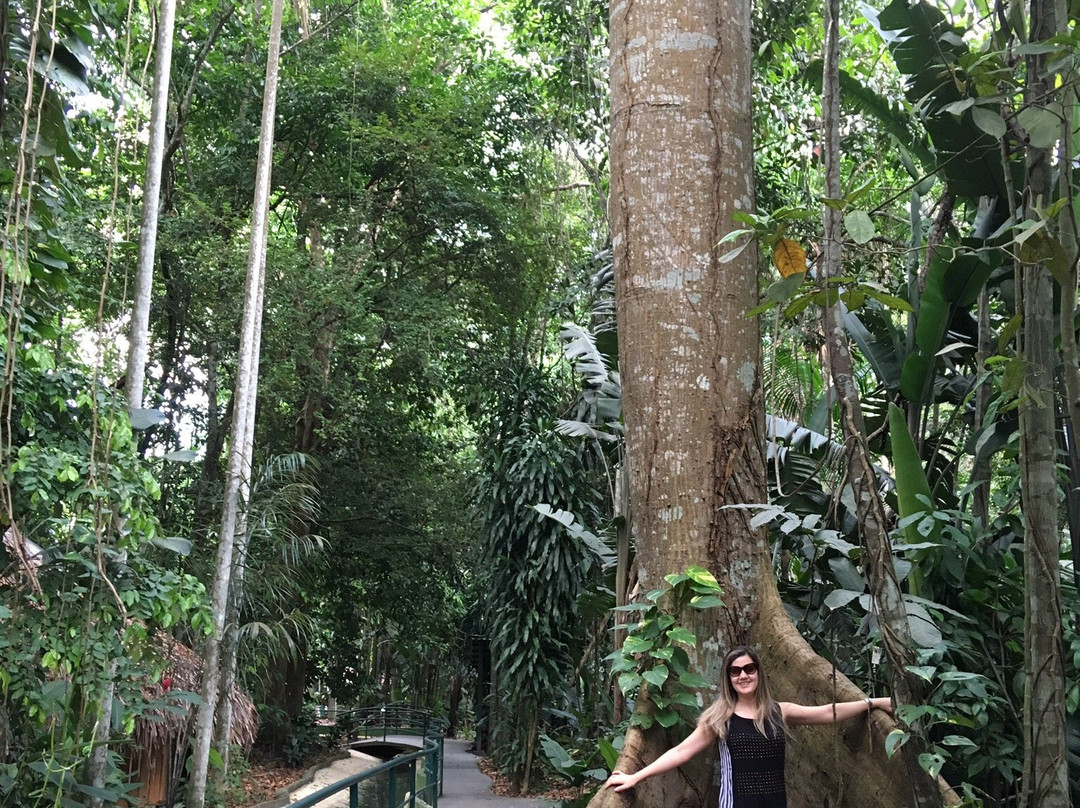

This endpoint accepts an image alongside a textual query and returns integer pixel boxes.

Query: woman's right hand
[604,770,640,792]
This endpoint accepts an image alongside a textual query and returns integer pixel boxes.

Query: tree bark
[1018,0,1070,799]
[970,287,992,526]
[212,235,267,787]
[596,0,925,805]
[126,0,177,410]
[613,458,630,724]
[1056,50,1080,594]
[193,339,228,542]
[819,2,940,805]
[187,0,285,802]
[86,6,178,802]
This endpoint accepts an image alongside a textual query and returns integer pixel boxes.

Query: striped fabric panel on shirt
[718,739,733,808]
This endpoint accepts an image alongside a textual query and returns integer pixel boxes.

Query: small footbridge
[292,705,444,808]
[286,704,540,808]
[341,704,445,760]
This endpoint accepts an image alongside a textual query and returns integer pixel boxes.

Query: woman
[603,646,893,808]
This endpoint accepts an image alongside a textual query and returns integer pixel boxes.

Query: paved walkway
[278,736,543,808]
[440,738,543,807]
[283,750,380,807]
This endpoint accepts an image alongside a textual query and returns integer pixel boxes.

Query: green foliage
[803,59,936,175]
[888,663,1021,789]
[538,733,608,785]
[1,350,210,805]
[775,476,1079,801]
[868,0,1012,201]
[500,0,609,156]
[10,0,1079,799]
[722,204,912,321]
[280,705,325,767]
[476,367,605,790]
[216,744,255,808]
[899,247,998,404]
[535,732,610,808]
[607,567,723,731]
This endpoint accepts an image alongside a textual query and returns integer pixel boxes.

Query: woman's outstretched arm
[602,723,717,792]
[780,696,893,725]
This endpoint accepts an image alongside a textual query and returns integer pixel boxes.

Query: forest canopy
[0,0,1077,805]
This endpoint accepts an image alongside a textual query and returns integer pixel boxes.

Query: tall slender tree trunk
[212,254,266,786]
[971,288,992,526]
[1056,70,1080,593]
[193,337,228,542]
[187,0,285,802]
[1018,0,1070,800]
[819,3,940,806]
[593,0,922,806]
[126,0,177,410]
[210,564,242,788]
[84,5,178,803]
[612,459,630,724]
[1017,218,1070,808]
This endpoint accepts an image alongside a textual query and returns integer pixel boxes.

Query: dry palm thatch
[128,635,258,807]
[134,633,258,752]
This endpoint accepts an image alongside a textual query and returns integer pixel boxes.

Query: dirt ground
[228,749,342,807]
[476,756,586,802]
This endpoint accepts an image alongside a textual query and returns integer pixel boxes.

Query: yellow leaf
[772,239,807,278]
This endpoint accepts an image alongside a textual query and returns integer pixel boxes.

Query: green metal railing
[339,704,446,743]
[291,705,444,808]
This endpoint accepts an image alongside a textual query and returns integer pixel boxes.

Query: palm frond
[560,322,611,387]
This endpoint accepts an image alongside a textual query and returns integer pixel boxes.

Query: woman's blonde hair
[698,646,785,741]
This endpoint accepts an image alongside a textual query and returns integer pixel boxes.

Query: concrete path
[276,736,543,808]
[439,738,543,807]
[284,750,380,807]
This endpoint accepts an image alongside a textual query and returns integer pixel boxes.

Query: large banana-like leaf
[560,322,611,387]
[888,403,939,597]
[766,413,894,498]
[844,306,904,393]
[870,0,967,104]
[901,247,995,403]
[867,0,1013,202]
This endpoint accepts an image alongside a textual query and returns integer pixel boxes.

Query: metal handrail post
[408,758,417,808]
[427,741,439,808]
[349,783,358,808]
[388,765,397,808]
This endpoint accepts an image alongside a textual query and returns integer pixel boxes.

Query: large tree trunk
[597,0,935,805]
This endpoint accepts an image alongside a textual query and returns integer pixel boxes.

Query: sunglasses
[727,662,758,677]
